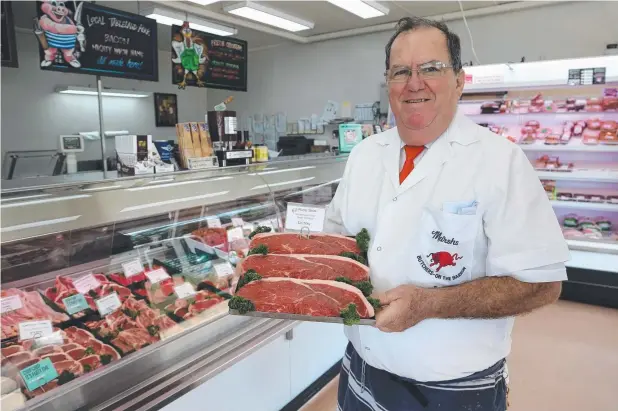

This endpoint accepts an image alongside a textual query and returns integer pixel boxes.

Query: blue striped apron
[43,18,77,49]
[338,343,507,411]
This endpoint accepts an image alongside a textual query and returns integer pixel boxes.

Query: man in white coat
[327,17,570,411]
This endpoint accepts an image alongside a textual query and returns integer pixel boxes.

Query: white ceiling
[11,1,513,50]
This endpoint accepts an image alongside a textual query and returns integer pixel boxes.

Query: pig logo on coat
[34,0,86,68]
[426,251,463,272]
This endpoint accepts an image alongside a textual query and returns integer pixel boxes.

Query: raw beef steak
[240,254,369,282]
[235,278,374,318]
[249,233,360,255]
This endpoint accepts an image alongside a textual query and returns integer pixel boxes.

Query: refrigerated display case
[1,156,349,411]
[461,55,618,308]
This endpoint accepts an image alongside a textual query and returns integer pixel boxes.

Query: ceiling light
[327,0,389,19]
[225,1,314,32]
[56,86,149,98]
[186,0,221,5]
[141,6,237,36]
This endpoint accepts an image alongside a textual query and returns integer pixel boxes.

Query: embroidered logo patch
[417,251,466,281]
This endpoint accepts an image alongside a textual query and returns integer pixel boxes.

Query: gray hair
[385,17,462,73]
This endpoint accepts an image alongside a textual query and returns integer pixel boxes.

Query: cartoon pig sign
[34,0,85,68]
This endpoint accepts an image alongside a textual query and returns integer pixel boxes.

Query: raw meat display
[1,289,69,339]
[145,274,185,305]
[108,271,148,299]
[192,227,228,250]
[239,254,369,282]
[43,274,132,317]
[84,297,176,354]
[234,278,374,319]
[0,326,120,398]
[164,289,226,320]
[249,232,360,255]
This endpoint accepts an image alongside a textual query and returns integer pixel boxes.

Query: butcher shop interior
[1,1,617,410]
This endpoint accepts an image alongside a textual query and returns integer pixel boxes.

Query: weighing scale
[59,135,84,174]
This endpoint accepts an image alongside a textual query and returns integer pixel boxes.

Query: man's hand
[373,285,434,333]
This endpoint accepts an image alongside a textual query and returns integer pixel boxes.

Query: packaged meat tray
[83,297,178,355]
[1,326,120,399]
[231,229,378,326]
[42,274,133,319]
[164,282,230,322]
[1,289,70,340]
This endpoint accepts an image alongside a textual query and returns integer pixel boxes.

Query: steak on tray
[235,278,374,318]
[239,254,369,282]
[249,233,360,255]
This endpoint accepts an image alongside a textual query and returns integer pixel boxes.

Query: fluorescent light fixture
[121,191,229,212]
[225,1,314,32]
[56,86,149,98]
[251,177,315,190]
[327,0,388,18]
[1,194,91,209]
[1,215,81,233]
[141,6,237,36]
[187,0,221,6]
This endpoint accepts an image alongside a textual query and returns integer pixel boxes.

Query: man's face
[388,27,464,144]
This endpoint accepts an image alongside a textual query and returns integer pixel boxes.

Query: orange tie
[399,145,425,184]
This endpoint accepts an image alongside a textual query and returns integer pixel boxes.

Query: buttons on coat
[393,197,397,201]
[377,246,382,251]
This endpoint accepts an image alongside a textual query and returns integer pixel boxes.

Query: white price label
[145,268,171,284]
[214,262,234,278]
[231,217,244,227]
[206,218,222,228]
[174,283,196,299]
[73,274,101,294]
[227,227,244,242]
[33,331,64,349]
[121,259,144,278]
[1,295,23,313]
[19,320,53,341]
[95,292,122,316]
[285,203,326,232]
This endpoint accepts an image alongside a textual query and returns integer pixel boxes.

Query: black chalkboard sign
[172,24,247,91]
[1,1,18,68]
[34,1,158,81]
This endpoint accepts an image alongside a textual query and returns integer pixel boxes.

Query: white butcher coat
[324,110,569,382]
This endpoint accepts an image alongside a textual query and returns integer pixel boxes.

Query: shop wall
[1,30,209,163]
[209,1,618,144]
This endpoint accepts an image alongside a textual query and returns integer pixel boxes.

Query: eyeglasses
[385,61,453,83]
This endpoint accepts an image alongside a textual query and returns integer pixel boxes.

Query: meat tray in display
[231,229,379,325]
[1,326,120,398]
[1,289,70,340]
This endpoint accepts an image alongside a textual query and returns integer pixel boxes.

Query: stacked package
[176,122,214,168]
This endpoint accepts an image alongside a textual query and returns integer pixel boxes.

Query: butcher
[325,16,569,411]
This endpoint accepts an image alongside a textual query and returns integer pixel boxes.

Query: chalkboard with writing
[171,24,247,91]
[1,1,18,68]
[34,1,158,81]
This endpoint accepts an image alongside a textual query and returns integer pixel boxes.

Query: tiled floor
[301,300,618,411]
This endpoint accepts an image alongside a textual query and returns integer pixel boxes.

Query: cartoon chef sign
[34,0,86,68]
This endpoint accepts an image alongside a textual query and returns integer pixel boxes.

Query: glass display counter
[0,156,348,411]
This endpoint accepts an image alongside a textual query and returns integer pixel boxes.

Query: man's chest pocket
[411,207,480,287]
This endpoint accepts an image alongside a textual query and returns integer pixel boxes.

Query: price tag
[19,358,59,392]
[227,227,244,242]
[73,273,100,294]
[214,262,234,278]
[145,268,170,284]
[33,331,65,349]
[285,203,326,232]
[174,283,196,299]
[95,292,121,316]
[62,294,90,315]
[19,320,53,341]
[1,295,23,313]
[122,259,144,278]
[206,217,222,228]
[231,217,245,227]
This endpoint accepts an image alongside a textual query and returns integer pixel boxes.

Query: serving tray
[229,309,376,326]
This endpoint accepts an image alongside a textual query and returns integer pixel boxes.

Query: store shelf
[468,112,618,122]
[566,239,618,255]
[536,169,618,183]
[520,141,618,153]
[550,201,618,212]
